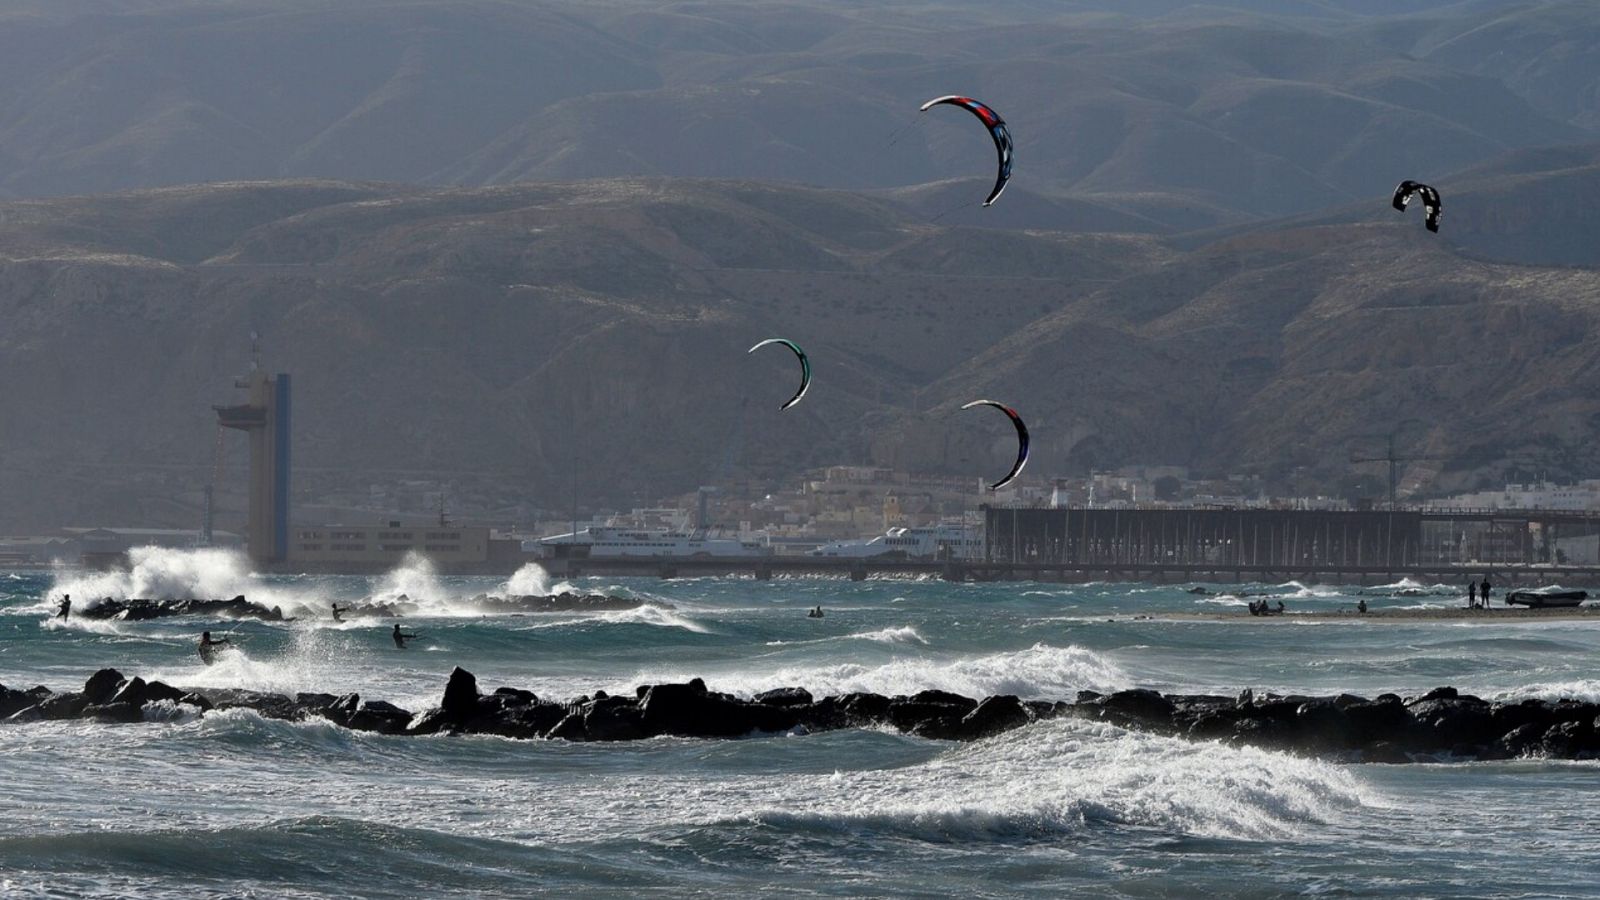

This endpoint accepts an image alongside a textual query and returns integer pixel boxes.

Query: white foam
[732,718,1372,841]
[849,626,928,645]
[638,643,1129,701]
[48,546,308,613]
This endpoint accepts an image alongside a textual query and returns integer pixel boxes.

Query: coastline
[1144,605,1600,622]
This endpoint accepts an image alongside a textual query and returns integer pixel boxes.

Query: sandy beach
[1143,605,1600,622]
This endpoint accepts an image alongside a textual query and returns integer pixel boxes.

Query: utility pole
[1350,432,1444,509]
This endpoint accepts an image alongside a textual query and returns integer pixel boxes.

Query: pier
[540,506,1600,586]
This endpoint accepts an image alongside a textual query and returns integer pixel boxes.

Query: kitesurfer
[55,595,71,620]
[392,623,419,648]
[331,603,350,623]
[198,631,232,666]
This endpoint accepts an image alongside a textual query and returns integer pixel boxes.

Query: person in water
[807,606,824,619]
[392,623,419,648]
[1275,600,1286,615]
[55,594,71,620]
[331,603,350,623]
[198,630,232,666]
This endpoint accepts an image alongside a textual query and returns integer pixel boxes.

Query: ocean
[2,550,1598,898]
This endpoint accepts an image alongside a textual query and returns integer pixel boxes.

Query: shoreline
[1144,605,1600,622]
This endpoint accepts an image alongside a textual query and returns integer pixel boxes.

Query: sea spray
[633,643,1129,701]
[500,563,552,596]
[734,718,1372,842]
[47,547,308,612]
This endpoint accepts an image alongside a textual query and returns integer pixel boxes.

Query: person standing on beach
[1467,582,1477,609]
[1480,577,1493,608]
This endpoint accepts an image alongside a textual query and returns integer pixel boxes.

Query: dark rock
[142,681,186,705]
[1361,741,1413,764]
[493,687,537,703]
[1025,700,1061,720]
[958,695,1030,739]
[82,701,144,724]
[35,692,88,721]
[1076,690,1104,704]
[1411,686,1458,704]
[1490,700,1553,735]
[1093,688,1176,731]
[0,685,42,719]
[1293,699,1353,751]
[887,699,969,739]
[295,692,339,711]
[405,707,451,736]
[1408,698,1497,751]
[1187,708,1243,741]
[639,682,795,738]
[109,677,148,707]
[197,688,299,720]
[907,690,978,714]
[835,692,891,726]
[348,700,413,735]
[482,702,567,739]
[583,696,646,741]
[1495,722,1548,758]
[1230,713,1295,749]
[1540,721,1593,758]
[547,712,588,741]
[442,667,479,722]
[7,703,45,723]
[1549,700,1597,726]
[83,668,125,705]
[178,692,214,712]
[754,687,813,707]
[1343,698,1414,747]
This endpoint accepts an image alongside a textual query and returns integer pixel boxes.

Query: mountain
[1,164,1597,529]
[0,0,1596,230]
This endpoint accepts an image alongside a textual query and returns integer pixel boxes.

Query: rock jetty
[5,669,1598,762]
[74,591,657,622]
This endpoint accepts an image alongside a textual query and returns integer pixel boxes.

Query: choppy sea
[2,549,1598,898]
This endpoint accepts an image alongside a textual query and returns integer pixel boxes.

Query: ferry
[535,526,773,559]
[808,525,984,560]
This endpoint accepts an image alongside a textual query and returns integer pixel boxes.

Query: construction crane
[1350,431,1444,509]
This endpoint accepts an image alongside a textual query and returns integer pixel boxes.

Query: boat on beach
[1503,589,1589,608]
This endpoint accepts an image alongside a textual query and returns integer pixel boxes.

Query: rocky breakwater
[79,595,293,622]
[7,668,1599,762]
[0,667,1037,743]
[1074,686,1600,762]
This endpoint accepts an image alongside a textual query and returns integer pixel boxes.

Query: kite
[748,338,811,410]
[1392,180,1441,233]
[961,400,1029,490]
[920,95,1013,206]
